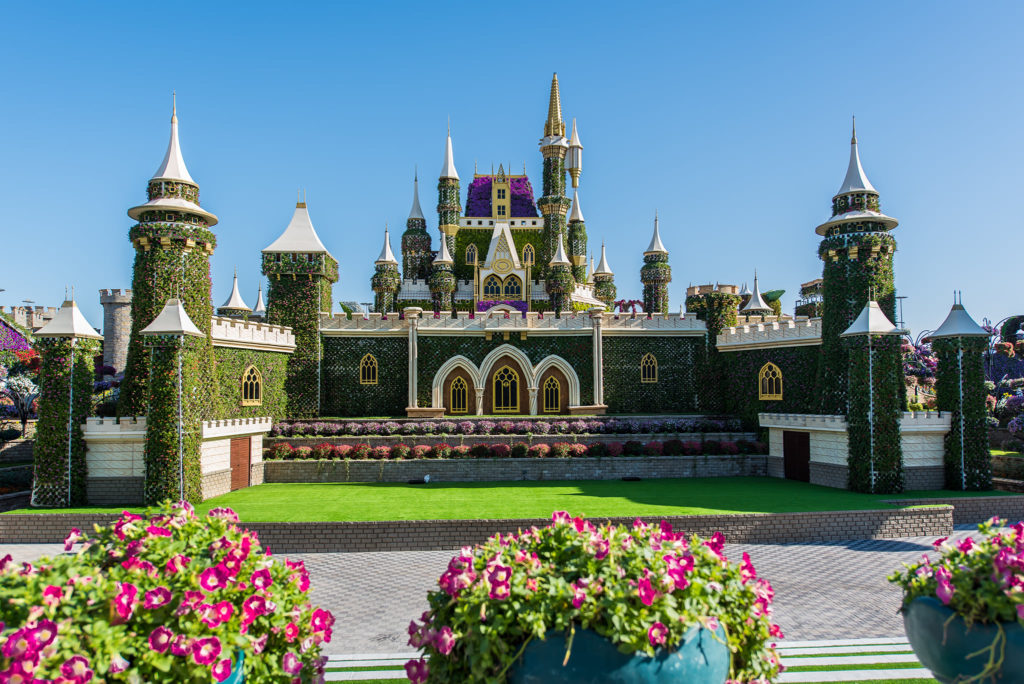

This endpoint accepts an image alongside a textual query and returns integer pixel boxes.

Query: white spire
[221,269,251,311]
[740,271,771,313]
[263,197,333,257]
[837,116,876,195]
[152,93,195,184]
[433,233,453,265]
[376,226,398,265]
[549,234,571,266]
[644,211,667,255]
[569,118,582,149]
[739,281,752,297]
[594,241,613,275]
[408,171,425,220]
[440,122,459,180]
[253,284,266,315]
[586,254,595,283]
[569,188,585,223]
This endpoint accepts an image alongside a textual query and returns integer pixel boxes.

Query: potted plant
[404,511,783,683]
[889,517,1024,682]
[0,500,334,682]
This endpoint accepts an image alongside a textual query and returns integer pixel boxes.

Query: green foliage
[845,335,904,493]
[933,337,991,490]
[640,254,671,315]
[720,347,820,429]
[685,292,740,413]
[265,275,327,419]
[321,338,407,417]
[214,347,289,421]
[603,337,700,413]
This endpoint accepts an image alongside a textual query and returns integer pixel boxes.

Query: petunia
[282,652,303,675]
[191,636,222,666]
[648,622,668,646]
[285,622,299,642]
[199,564,230,592]
[149,626,173,653]
[146,525,172,537]
[212,657,233,682]
[42,584,63,607]
[405,657,429,684]
[937,579,955,605]
[2,628,36,659]
[108,653,130,674]
[488,581,510,600]
[63,528,83,551]
[113,582,139,620]
[551,511,572,525]
[214,600,235,624]
[434,626,456,655]
[143,586,173,609]
[208,507,240,523]
[311,608,334,633]
[165,554,191,575]
[60,655,93,684]
[250,633,268,654]
[32,620,57,649]
[637,577,658,606]
[170,634,191,656]
[250,568,272,590]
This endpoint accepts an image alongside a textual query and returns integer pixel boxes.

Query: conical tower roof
[586,254,595,283]
[433,233,453,265]
[569,189,585,223]
[376,227,398,265]
[408,171,425,220]
[549,234,571,266]
[263,197,333,257]
[840,301,903,337]
[440,123,459,180]
[739,272,771,314]
[594,242,613,275]
[35,299,102,340]
[221,269,251,312]
[815,120,898,236]
[141,298,204,338]
[837,117,876,195]
[152,95,194,184]
[253,285,266,316]
[929,299,989,339]
[544,73,566,138]
[644,212,667,255]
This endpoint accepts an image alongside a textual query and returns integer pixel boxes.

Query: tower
[118,98,221,426]
[372,227,400,314]
[437,126,461,256]
[537,73,572,277]
[593,242,617,308]
[401,172,432,280]
[738,272,771,317]
[252,283,266,321]
[99,288,132,376]
[567,188,588,283]
[217,269,251,318]
[545,234,574,314]
[816,119,900,414]
[262,196,339,418]
[428,232,456,313]
[641,212,671,314]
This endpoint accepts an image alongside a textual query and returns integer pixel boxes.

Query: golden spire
[544,73,565,138]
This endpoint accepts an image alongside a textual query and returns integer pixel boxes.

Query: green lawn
[5,477,1012,522]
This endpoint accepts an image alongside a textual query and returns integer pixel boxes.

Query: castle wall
[602,336,701,414]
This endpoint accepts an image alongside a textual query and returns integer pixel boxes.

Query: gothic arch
[533,354,581,407]
[479,344,536,390]
[431,355,481,408]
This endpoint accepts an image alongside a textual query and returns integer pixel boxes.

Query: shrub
[420,422,437,435]
[453,445,472,459]
[430,443,452,459]
[0,502,334,682]
[311,421,333,436]
[1001,438,1024,454]
[400,422,420,435]
[469,443,491,458]
[550,442,572,458]
[703,440,722,455]
[295,446,313,460]
[457,421,475,435]
[437,421,457,435]
[474,421,495,435]
[510,442,529,458]
[333,444,353,459]
[346,421,365,436]
[606,441,624,457]
[382,421,402,436]
[268,442,295,460]
[623,440,644,456]
[291,422,312,436]
[681,441,702,455]
[372,446,391,460]
[528,443,550,458]
[497,421,516,435]
[391,443,411,460]
[532,421,551,435]
[663,439,684,456]
[720,441,740,456]
[351,443,373,460]
[513,421,533,434]
[644,441,664,456]
[568,443,587,458]
[491,443,511,458]
[569,420,588,434]
[552,421,571,434]
[411,445,431,459]
[587,442,607,457]
[0,428,22,441]
[311,442,334,459]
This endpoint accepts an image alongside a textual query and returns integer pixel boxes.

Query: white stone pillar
[590,307,605,406]
[404,308,422,409]
[528,387,538,415]
[475,388,484,415]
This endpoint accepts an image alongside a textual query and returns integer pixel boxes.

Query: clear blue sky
[1,1,1020,335]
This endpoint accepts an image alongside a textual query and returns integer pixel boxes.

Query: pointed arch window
[241,366,262,406]
[641,353,658,384]
[522,244,535,266]
[483,275,502,297]
[450,376,468,415]
[543,376,561,413]
[503,275,522,298]
[359,354,378,385]
[758,362,783,400]
[466,244,478,265]
[493,365,520,413]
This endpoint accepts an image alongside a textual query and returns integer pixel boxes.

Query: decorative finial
[172,91,177,122]
[851,115,857,144]
[414,165,417,182]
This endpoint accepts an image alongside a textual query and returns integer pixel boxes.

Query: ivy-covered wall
[321,337,408,417]
[687,291,740,413]
[934,337,991,490]
[214,347,289,421]
[603,336,700,413]
[720,346,821,429]
[846,335,905,493]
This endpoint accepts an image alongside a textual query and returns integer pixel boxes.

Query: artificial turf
[5,476,1011,522]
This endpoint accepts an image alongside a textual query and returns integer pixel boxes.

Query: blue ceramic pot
[509,625,729,684]
[904,596,1024,683]
[221,650,246,684]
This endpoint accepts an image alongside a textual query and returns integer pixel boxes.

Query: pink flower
[250,633,268,654]
[199,564,230,592]
[60,655,93,683]
[739,552,757,583]
[932,536,949,548]
[638,577,658,606]
[63,527,83,551]
[212,657,233,682]
[222,550,246,577]
[551,511,572,525]
[166,554,191,574]
[209,507,240,523]
[488,581,510,600]
[648,622,668,646]
[958,537,975,554]
[108,653,130,674]
[770,623,784,638]
[282,652,303,675]
[243,594,268,620]
[143,586,172,609]
[113,582,139,620]
[3,628,36,659]
[43,584,63,607]
[250,568,273,590]
[0,553,12,572]
[311,608,334,634]
[146,525,172,537]
[571,581,587,608]
[486,562,512,585]
[191,636,222,666]
[213,600,235,624]
[285,622,299,642]
[149,626,173,653]
[170,634,191,656]
[937,579,955,605]
[33,619,57,649]
[434,626,456,655]
[405,657,430,684]
[526,578,539,591]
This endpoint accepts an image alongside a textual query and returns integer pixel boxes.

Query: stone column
[590,307,605,406]
[475,388,484,415]
[404,307,422,409]
[528,387,538,415]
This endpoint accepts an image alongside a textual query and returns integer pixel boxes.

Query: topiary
[351,443,373,460]
[703,440,722,455]
[311,443,333,459]
[662,439,684,456]
[528,444,550,459]
[586,442,607,457]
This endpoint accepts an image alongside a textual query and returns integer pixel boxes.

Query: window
[758,362,783,400]
[483,275,502,297]
[493,366,520,413]
[641,353,658,383]
[241,366,262,406]
[359,354,378,385]
[450,376,468,414]
[503,275,522,298]
[543,376,560,413]
[466,244,477,264]
[522,244,535,266]
[497,205,506,216]
[497,189,506,199]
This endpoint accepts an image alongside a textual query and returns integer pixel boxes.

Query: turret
[217,269,251,318]
[593,242,616,308]
[428,231,456,313]
[567,188,588,282]
[738,271,771,317]
[371,226,401,314]
[641,212,671,314]
[401,171,432,280]
[252,284,266,321]
[437,125,461,256]
[566,118,583,188]
[545,234,574,315]
[537,73,572,276]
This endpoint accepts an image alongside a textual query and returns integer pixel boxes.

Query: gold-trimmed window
[241,365,262,406]
[503,275,522,298]
[493,365,519,413]
[758,362,782,400]
[359,354,378,385]
[543,375,560,413]
[466,244,478,264]
[450,376,468,414]
[522,244,535,266]
[641,353,658,383]
[483,275,502,297]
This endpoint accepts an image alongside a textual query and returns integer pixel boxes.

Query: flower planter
[223,650,245,684]
[509,626,729,684]
[904,597,1024,683]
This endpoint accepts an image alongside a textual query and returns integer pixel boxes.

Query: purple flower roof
[0,318,31,352]
[464,176,539,218]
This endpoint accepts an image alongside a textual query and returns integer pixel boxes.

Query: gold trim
[359,354,378,385]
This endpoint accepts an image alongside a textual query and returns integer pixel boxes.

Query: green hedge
[215,347,289,421]
[720,346,820,429]
[934,337,991,490]
[603,337,700,413]
[321,337,408,417]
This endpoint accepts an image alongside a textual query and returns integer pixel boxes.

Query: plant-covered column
[428,243,456,313]
[32,336,99,507]
[593,243,616,309]
[402,174,432,280]
[372,229,401,314]
[538,74,571,278]
[438,130,461,257]
[641,215,671,315]
[686,290,740,414]
[567,190,588,283]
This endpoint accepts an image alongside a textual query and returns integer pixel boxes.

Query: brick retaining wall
[0,506,952,551]
[201,469,231,501]
[0,439,33,463]
[993,454,1024,480]
[86,477,143,506]
[264,455,767,484]
[271,432,757,449]
[886,495,1024,525]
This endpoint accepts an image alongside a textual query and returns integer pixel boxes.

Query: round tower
[437,126,461,257]
[99,288,132,376]
[372,227,401,313]
[537,74,572,277]
[641,213,671,314]
[428,233,456,313]
[401,172,432,280]
[593,242,617,308]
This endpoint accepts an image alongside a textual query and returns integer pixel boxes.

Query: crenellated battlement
[716,317,822,351]
[209,316,295,352]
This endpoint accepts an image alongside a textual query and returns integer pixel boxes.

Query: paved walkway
[1,529,973,657]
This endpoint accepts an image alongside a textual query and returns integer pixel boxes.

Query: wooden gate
[230,437,250,491]
[782,431,810,482]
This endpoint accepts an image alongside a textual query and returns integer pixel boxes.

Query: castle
[24,75,990,507]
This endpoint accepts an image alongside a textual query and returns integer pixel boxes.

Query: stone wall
[201,469,231,500]
[86,477,143,506]
[886,495,1024,526]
